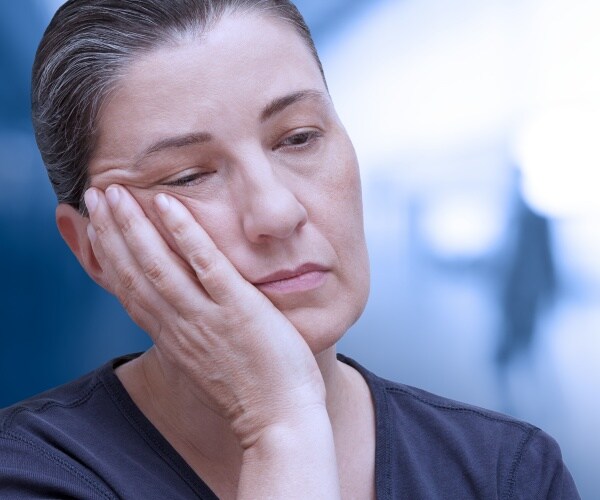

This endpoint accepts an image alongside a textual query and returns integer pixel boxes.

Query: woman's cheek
[173,194,242,263]
[322,131,362,194]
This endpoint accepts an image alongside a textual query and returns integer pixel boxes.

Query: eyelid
[160,168,213,187]
[276,129,323,150]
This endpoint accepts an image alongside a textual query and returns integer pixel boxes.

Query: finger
[85,187,172,339]
[154,192,252,304]
[86,221,161,336]
[102,185,212,310]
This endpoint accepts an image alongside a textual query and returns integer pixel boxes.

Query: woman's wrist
[230,388,327,448]
[238,407,341,499]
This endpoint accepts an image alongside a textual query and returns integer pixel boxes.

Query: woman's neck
[115,345,374,498]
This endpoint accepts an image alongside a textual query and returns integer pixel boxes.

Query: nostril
[242,189,307,242]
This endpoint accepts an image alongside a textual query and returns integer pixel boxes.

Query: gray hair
[32,0,325,214]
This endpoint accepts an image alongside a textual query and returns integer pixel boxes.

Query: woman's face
[88,13,370,353]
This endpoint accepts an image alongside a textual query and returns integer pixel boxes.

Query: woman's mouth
[253,263,329,294]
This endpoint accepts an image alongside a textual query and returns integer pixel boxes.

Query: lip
[253,263,329,294]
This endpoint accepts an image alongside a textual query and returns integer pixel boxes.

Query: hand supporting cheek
[84,185,327,448]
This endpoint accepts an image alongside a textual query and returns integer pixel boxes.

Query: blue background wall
[1,1,598,496]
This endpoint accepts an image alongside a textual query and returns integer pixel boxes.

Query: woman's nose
[239,167,308,243]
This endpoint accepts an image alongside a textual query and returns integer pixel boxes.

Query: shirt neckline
[99,352,388,499]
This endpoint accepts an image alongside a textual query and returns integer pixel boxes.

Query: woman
[0,0,579,498]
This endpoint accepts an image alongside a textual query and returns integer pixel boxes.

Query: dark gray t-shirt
[0,353,580,499]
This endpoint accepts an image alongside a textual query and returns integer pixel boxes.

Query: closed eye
[276,130,322,150]
[163,171,211,187]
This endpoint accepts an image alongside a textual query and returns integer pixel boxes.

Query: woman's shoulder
[338,353,580,500]
[0,357,125,499]
[1,363,107,431]
[0,353,216,499]
[339,352,538,434]
[0,353,139,433]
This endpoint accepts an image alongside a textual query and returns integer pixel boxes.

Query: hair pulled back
[32,0,324,213]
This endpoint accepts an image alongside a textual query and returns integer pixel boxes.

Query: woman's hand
[84,184,342,498]
[84,184,325,446]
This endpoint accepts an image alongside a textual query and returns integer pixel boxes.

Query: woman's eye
[164,172,210,187]
[277,130,321,150]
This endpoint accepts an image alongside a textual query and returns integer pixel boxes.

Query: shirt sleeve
[0,433,117,500]
[510,428,580,500]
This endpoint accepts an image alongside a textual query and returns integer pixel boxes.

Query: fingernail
[155,193,170,213]
[105,186,120,208]
[84,189,98,214]
[87,223,97,243]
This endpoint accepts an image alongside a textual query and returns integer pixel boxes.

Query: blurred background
[1,0,598,496]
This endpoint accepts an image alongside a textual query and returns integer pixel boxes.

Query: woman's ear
[55,203,109,290]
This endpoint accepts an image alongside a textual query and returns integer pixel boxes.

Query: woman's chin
[284,304,364,356]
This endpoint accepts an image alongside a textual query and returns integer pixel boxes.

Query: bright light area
[418,191,507,260]
[514,106,600,218]
[323,0,523,171]
[513,0,600,218]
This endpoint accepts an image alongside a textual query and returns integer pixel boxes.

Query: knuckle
[169,217,189,242]
[118,213,137,238]
[193,255,232,298]
[93,220,110,238]
[115,265,139,293]
[190,251,218,278]
[143,259,168,284]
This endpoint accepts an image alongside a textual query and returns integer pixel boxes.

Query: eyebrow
[261,89,328,122]
[134,89,328,167]
[134,132,212,168]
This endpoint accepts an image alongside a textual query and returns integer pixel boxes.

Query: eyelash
[164,172,209,187]
[276,130,322,151]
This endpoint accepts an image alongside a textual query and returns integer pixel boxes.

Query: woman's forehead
[108,14,324,114]
[91,13,329,170]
